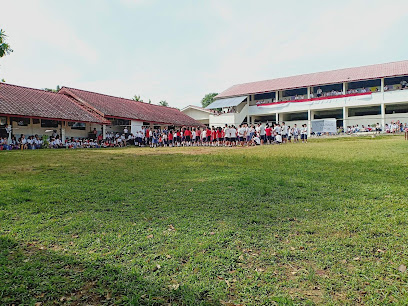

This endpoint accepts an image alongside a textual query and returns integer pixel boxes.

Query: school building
[0,83,201,139]
[183,60,408,132]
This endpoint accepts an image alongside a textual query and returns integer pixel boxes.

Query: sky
[1,0,408,109]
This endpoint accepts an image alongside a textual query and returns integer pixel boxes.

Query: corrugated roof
[217,60,408,99]
[0,83,109,124]
[59,87,202,126]
[206,95,247,109]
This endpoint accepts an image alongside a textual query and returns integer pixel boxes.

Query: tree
[159,100,169,107]
[133,94,143,102]
[201,93,218,108]
[43,85,61,93]
[0,29,13,58]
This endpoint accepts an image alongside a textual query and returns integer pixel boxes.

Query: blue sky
[1,0,408,108]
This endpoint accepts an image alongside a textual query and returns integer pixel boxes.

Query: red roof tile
[217,60,408,98]
[59,87,202,126]
[0,83,109,124]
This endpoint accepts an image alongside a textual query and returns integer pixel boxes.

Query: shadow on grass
[0,236,221,305]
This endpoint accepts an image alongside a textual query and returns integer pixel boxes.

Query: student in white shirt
[281,122,288,143]
[302,124,308,143]
[238,125,246,146]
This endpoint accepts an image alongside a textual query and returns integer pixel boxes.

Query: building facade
[202,61,408,133]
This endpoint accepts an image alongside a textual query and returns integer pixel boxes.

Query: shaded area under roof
[0,83,109,124]
[217,60,408,99]
[206,96,247,109]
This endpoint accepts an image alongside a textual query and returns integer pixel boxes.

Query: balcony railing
[256,92,373,107]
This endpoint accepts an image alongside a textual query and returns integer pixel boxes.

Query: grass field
[1,136,408,305]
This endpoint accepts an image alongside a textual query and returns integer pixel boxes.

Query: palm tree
[132,94,143,102]
[159,100,169,107]
[0,29,13,58]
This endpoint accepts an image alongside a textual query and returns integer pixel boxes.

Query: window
[111,119,130,126]
[12,117,30,126]
[68,122,86,130]
[41,119,59,128]
[33,118,40,124]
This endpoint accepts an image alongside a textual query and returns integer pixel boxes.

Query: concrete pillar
[381,103,385,132]
[246,97,250,124]
[276,113,279,124]
[307,109,312,137]
[6,116,11,144]
[307,87,311,99]
[343,82,348,94]
[276,91,279,102]
[343,106,348,133]
[61,121,66,144]
[102,125,106,139]
[381,78,385,100]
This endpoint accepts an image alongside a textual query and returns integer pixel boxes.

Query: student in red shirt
[145,128,150,145]
[265,125,272,144]
[184,128,191,146]
[211,127,217,145]
[168,130,174,147]
[206,127,211,144]
[196,128,201,146]
[216,127,223,146]
[176,130,181,146]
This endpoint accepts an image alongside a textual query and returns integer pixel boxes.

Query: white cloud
[1,0,99,63]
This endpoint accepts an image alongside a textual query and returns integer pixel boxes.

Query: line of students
[135,122,309,147]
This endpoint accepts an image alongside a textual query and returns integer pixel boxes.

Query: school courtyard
[1,135,407,305]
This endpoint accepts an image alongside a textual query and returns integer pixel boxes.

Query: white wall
[181,108,210,122]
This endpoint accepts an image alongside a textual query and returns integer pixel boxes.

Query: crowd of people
[1,120,407,151]
[129,123,310,147]
[0,123,311,150]
[345,121,407,135]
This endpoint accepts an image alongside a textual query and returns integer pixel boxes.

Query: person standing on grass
[206,127,211,146]
[185,128,192,146]
[237,125,244,146]
[302,124,308,143]
[281,122,288,143]
[192,128,196,146]
[274,123,281,140]
[210,127,216,146]
[201,128,207,146]
[259,123,266,145]
[223,124,229,147]
[265,124,272,144]
[216,127,223,146]
[287,126,292,143]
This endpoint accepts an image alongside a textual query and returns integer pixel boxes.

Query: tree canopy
[159,100,169,107]
[201,93,218,108]
[132,94,143,102]
[43,85,61,93]
[0,29,13,58]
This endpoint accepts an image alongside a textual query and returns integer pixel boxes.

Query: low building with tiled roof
[0,82,201,141]
[203,60,408,132]
[58,87,203,133]
[0,82,109,139]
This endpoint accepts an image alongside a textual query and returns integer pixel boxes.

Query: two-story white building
[190,61,408,132]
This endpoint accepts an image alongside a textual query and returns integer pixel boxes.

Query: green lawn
[1,136,408,305]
